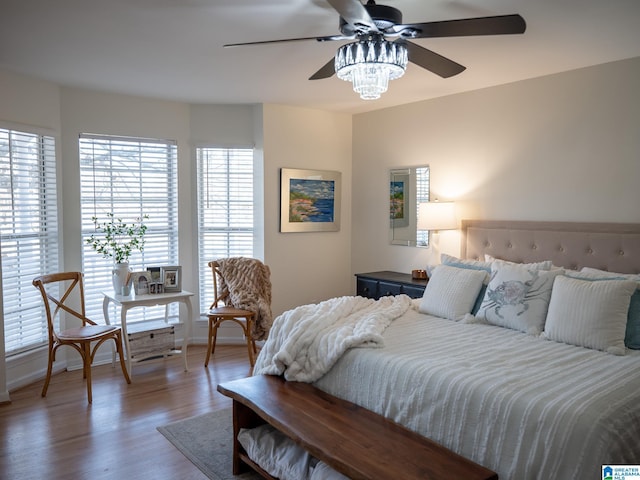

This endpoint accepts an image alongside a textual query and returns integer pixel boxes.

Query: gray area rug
[157,408,261,480]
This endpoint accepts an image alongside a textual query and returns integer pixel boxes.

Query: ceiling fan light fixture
[335,36,408,100]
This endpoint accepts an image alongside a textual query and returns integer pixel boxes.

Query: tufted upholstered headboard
[461,220,640,274]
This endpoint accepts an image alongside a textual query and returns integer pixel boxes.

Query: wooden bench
[217,375,498,480]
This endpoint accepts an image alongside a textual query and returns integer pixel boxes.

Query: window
[416,166,430,247]
[197,147,254,312]
[79,134,178,323]
[1,127,59,355]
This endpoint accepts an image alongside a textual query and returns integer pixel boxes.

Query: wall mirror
[389,166,430,247]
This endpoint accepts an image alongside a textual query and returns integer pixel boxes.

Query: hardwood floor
[0,345,253,480]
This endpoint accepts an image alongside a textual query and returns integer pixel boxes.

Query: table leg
[182,299,192,372]
[120,306,133,376]
[103,296,117,366]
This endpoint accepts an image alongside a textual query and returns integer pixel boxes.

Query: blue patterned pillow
[471,285,487,315]
[441,254,492,272]
[626,291,640,349]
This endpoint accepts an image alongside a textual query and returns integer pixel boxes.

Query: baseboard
[6,347,65,393]
[6,332,261,391]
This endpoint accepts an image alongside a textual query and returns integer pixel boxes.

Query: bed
[253,220,640,480]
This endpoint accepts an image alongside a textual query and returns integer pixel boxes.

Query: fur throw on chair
[216,257,273,340]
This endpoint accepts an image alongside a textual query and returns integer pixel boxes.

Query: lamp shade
[417,202,457,231]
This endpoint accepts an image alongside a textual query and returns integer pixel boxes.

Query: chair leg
[211,321,220,357]
[83,343,93,404]
[114,332,132,384]
[41,343,55,398]
[244,317,256,367]
[246,335,255,367]
[82,345,88,380]
[204,317,216,367]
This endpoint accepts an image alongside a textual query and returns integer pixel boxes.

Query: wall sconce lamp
[417,201,457,233]
[417,201,457,257]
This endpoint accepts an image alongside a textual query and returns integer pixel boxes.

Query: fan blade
[405,41,465,78]
[396,14,526,38]
[317,34,356,43]
[309,58,336,80]
[224,36,331,47]
[224,33,354,48]
[327,0,378,32]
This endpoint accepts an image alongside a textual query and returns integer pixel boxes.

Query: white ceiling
[1,0,639,115]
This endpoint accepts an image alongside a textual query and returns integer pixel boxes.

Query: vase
[112,262,131,295]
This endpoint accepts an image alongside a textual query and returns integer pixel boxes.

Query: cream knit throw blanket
[216,257,273,341]
[254,294,412,382]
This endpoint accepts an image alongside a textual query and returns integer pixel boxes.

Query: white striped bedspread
[313,307,640,480]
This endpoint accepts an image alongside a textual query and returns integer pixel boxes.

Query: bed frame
[461,219,640,274]
[221,220,640,480]
[218,374,497,480]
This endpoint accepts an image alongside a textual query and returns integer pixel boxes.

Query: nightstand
[355,271,428,300]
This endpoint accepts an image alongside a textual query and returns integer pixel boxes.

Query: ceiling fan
[225,0,526,99]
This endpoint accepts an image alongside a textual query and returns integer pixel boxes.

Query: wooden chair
[205,260,258,367]
[32,272,131,403]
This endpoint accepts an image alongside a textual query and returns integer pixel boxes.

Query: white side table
[102,290,194,375]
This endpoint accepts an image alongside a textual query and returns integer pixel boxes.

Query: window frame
[196,146,255,313]
[79,133,179,324]
[1,125,59,356]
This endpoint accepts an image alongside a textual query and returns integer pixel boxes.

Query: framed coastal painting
[280,168,341,233]
[390,170,410,228]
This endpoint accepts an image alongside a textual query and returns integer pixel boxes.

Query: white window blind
[197,147,254,313]
[79,134,179,323]
[416,166,430,247]
[1,128,59,355]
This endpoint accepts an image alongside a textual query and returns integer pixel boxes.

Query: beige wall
[263,104,353,315]
[0,70,61,130]
[351,57,640,275]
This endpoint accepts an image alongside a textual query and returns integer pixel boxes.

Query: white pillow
[419,264,486,321]
[576,268,640,350]
[476,263,562,335]
[485,254,553,270]
[237,425,315,480]
[543,275,636,355]
[310,461,350,480]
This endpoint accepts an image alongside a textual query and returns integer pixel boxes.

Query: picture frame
[161,265,182,292]
[148,281,164,295]
[147,266,162,282]
[390,172,410,228]
[130,271,151,295]
[280,167,341,233]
